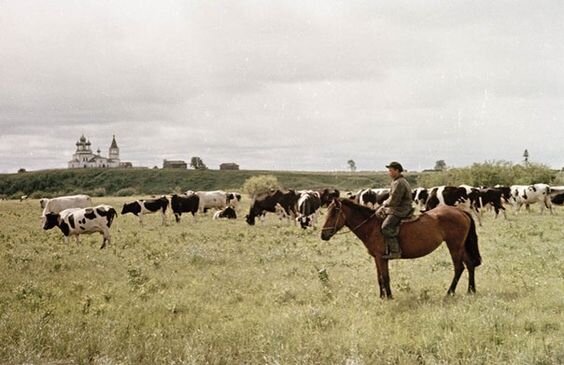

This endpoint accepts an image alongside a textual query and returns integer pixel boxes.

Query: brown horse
[321,198,481,298]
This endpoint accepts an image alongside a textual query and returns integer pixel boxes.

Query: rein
[321,207,377,235]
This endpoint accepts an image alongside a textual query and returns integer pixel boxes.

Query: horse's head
[321,198,346,240]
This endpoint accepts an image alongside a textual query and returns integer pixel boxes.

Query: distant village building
[163,159,187,169]
[220,162,239,170]
[68,135,131,168]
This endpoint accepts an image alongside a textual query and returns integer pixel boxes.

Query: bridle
[321,203,377,236]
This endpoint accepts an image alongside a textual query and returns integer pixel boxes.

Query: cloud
[0,0,563,173]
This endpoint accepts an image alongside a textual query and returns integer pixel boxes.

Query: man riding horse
[377,161,412,259]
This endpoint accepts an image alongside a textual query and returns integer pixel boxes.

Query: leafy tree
[17,168,26,173]
[190,157,208,170]
[347,160,357,172]
[434,160,447,171]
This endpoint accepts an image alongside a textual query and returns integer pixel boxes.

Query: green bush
[29,191,54,199]
[86,187,106,197]
[242,175,280,198]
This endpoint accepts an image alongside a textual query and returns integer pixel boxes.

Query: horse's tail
[463,212,482,267]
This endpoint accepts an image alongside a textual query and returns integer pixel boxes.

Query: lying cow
[296,191,322,229]
[41,194,92,217]
[121,196,169,225]
[246,189,298,225]
[43,205,117,249]
[213,206,237,220]
[171,193,200,223]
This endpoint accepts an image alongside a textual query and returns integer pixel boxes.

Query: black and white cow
[412,187,429,211]
[296,191,322,229]
[226,192,242,209]
[510,184,553,214]
[121,196,169,225]
[425,186,469,211]
[246,189,299,225]
[213,206,237,220]
[171,194,200,223]
[42,205,117,249]
[356,188,390,209]
[474,187,508,219]
[318,188,340,207]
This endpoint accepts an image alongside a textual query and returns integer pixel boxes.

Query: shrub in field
[29,191,53,199]
[83,187,106,197]
[242,175,280,198]
[116,187,138,196]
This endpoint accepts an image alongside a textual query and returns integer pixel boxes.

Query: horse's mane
[339,198,377,219]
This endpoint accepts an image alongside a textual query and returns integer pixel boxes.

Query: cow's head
[297,216,311,229]
[43,212,60,230]
[121,201,140,215]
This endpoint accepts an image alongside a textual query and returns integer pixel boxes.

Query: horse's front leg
[374,257,393,299]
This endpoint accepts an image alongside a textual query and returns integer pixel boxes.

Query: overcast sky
[1,1,563,173]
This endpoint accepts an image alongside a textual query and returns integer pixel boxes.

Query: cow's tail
[107,207,118,227]
[463,212,481,267]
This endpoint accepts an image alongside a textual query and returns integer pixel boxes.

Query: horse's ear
[333,197,341,207]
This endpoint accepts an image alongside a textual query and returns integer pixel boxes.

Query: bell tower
[109,135,120,161]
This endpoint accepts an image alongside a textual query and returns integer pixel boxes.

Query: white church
[68,135,130,168]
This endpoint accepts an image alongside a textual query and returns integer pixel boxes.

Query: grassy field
[0,197,563,364]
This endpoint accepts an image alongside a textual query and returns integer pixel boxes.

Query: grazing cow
[356,188,390,209]
[425,186,469,211]
[551,192,564,206]
[474,187,508,219]
[41,194,93,219]
[42,205,117,249]
[171,194,200,223]
[493,185,512,204]
[296,191,322,229]
[318,188,340,207]
[246,189,299,225]
[510,184,553,214]
[213,206,238,220]
[412,187,428,211]
[550,186,564,206]
[20,195,28,202]
[121,196,169,225]
[193,190,229,213]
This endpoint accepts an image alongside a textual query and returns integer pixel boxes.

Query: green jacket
[383,175,413,217]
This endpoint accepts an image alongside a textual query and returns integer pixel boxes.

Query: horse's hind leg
[464,259,476,294]
[447,261,465,296]
[446,243,465,296]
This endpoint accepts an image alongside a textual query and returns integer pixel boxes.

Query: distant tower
[109,135,120,161]
[523,149,529,165]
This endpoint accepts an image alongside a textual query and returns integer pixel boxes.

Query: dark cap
[385,161,404,172]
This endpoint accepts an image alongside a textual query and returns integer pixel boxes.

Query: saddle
[399,207,421,224]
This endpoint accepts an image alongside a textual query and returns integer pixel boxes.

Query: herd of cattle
[31,183,564,248]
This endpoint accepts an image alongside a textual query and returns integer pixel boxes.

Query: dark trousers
[381,214,401,239]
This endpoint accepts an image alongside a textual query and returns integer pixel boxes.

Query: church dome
[80,135,86,143]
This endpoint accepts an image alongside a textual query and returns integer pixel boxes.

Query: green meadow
[0,197,562,364]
